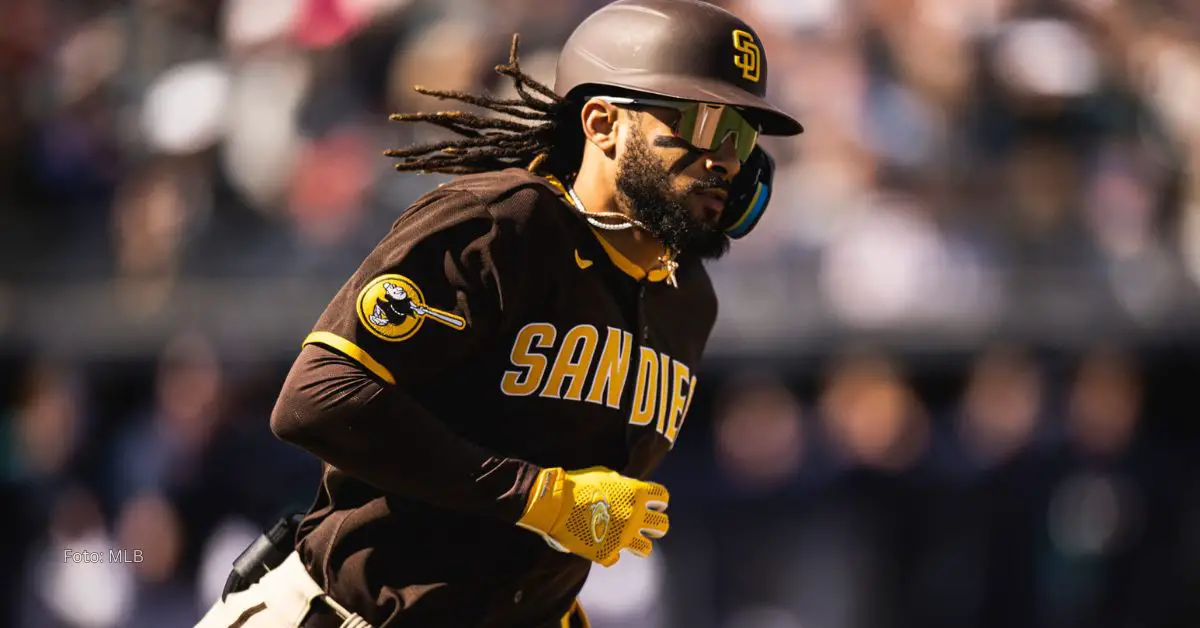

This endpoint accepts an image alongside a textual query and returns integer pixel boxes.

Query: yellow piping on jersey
[588,227,671,283]
[302,331,397,385]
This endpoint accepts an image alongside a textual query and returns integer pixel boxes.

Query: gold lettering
[663,361,691,443]
[629,347,659,426]
[672,374,698,448]
[500,323,556,397]
[655,354,672,434]
[585,327,634,409]
[540,325,600,400]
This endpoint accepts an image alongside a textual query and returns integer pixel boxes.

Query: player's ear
[581,98,619,154]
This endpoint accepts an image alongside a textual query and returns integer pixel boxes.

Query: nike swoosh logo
[575,250,593,270]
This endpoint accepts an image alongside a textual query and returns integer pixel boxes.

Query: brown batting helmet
[554,0,803,136]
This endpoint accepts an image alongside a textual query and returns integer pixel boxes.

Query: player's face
[613,108,734,260]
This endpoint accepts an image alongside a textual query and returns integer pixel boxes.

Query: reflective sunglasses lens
[682,104,758,162]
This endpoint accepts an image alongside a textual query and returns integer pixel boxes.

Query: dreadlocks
[385,34,578,177]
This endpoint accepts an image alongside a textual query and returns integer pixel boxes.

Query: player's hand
[516,466,669,567]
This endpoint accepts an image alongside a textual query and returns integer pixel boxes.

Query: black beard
[614,129,731,261]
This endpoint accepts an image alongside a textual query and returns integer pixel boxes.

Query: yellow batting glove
[516,466,669,567]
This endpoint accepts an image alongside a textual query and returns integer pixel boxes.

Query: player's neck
[570,173,667,272]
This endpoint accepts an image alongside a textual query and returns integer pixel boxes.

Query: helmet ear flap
[720,146,774,239]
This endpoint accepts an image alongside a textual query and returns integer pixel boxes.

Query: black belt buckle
[221,511,305,601]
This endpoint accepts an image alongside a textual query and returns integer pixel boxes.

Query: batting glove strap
[516,466,670,567]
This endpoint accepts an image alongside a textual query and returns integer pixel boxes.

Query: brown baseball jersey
[271,167,717,627]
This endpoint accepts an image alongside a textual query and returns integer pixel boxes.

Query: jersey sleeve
[271,343,541,521]
[303,187,535,386]
[273,186,547,522]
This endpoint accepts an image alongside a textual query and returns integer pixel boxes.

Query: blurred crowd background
[3,0,1200,627]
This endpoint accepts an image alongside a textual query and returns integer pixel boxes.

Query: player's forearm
[270,343,541,522]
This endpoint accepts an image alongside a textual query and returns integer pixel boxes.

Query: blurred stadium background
[3,0,1200,626]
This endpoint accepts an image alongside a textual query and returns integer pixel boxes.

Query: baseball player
[197,0,802,626]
